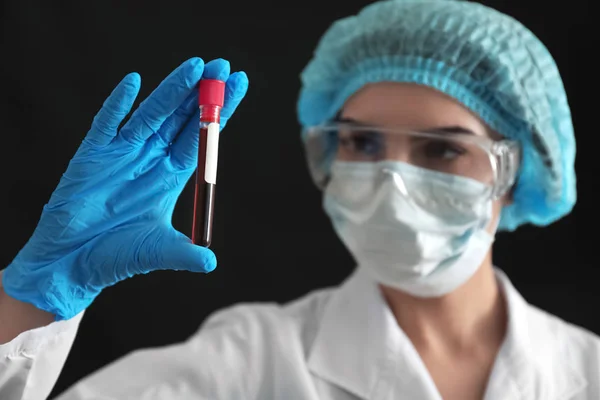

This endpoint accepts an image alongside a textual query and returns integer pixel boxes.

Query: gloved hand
[2,57,249,321]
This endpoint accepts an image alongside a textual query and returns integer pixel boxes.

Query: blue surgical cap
[297,0,576,231]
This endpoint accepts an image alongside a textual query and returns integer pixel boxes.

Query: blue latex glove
[2,58,249,320]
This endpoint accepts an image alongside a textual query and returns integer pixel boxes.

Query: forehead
[340,82,493,137]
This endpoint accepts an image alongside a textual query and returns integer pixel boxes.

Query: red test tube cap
[199,79,225,107]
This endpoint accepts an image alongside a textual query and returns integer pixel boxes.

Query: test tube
[192,79,225,247]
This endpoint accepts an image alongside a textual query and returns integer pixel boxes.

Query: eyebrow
[422,126,476,136]
[335,116,477,136]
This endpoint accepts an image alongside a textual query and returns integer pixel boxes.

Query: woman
[0,0,596,399]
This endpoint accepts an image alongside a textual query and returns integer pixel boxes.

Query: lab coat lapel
[484,270,587,400]
[307,268,442,400]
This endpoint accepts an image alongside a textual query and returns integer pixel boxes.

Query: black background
[0,0,596,397]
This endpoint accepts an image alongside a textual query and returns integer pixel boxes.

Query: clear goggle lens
[302,123,520,200]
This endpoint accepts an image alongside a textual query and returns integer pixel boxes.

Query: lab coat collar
[307,267,587,399]
[485,269,587,399]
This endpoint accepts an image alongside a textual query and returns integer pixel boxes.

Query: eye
[423,140,466,160]
[338,131,384,156]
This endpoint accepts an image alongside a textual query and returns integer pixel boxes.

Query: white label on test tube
[204,122,220,184]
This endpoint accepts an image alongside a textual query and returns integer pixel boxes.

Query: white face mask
[323,160,496,297]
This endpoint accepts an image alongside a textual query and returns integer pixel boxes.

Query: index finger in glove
[85,73,141,147]
[119,57,205,146]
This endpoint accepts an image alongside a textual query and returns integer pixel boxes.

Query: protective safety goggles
[302,122,521,200]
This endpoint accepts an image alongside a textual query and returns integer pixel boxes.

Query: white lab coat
[1,268,599,400]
